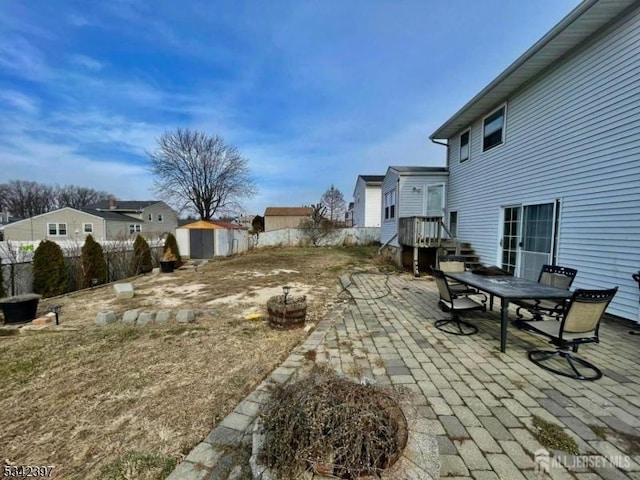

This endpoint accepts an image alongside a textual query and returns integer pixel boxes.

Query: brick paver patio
[170,272,640,480]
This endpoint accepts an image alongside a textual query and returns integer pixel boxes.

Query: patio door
[500,202,559,279]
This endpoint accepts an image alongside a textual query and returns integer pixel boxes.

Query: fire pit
[266,287,307,329]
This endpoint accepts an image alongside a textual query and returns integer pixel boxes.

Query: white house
[430,0,640,322]
[380,166,448,251]
[351,175,384,227]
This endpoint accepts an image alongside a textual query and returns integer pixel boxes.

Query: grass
[531,416,579,455]
[1,246,383,479]
[100,451,177,480]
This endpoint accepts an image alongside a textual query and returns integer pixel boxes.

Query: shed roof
[430,0,637,139]
[178,220,245,230]
[264,207,313,217]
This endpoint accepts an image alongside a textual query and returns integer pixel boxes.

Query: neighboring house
[1,207,142,241]
[380,167,448,250]
[264,207,313,232]
[429,0,640,321]
[87,199,178,236]
[345,202,355,227]
[352,175,384,227]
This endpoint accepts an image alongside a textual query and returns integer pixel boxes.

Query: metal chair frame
[515,265,577,320]
[432,269,486,336]
[517,287,618,381]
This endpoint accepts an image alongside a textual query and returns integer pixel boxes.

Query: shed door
[190,230,214,259]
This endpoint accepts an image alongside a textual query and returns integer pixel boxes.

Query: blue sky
[1,0,580,216]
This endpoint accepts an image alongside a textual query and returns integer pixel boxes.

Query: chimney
[109,199,117,210]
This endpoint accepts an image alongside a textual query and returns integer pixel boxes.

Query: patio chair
[517,287,617,381]
[432,269,486,335]
[437,255,488,304]
[514,265,577,321]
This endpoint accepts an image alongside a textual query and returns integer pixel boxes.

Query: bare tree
[0,180,113,218]
[0,180,56,218]
[299,204,333,246]
[148,129,257,220]
[320,185,346,225]
[55,185,112,210]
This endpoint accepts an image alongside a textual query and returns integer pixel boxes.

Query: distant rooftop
[81,209,143,222]
[359,175,385,183]
[87,200,161,211]
[264,207,313,217]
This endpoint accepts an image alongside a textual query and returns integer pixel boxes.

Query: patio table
[444,271,573,353]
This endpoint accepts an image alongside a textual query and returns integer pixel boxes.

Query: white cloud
[0,91,39,114]
[69,54,104,71]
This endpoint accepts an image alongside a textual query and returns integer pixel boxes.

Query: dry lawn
[0,246,384,479]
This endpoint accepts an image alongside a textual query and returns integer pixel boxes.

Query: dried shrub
[81,235,108,288]
[0,259,5,298]
[163,233,182,267]
[132,235,153,274]
[33,240,68,298]
[258,366,407,479]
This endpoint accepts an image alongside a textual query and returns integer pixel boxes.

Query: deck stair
[438,240,482,270]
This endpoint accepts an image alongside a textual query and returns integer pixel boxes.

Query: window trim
[83,223,93,234]
[47,223,68,236]
[157,214,163,222]
[482,103,507,152]
[384,189,396,221]
[459,129,470,163]
[129,224,142,235]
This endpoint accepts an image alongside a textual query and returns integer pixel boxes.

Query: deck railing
[398,216,455,248]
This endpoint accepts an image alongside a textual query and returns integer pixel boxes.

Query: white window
[157,214,163,222]
[384,189,396,220]
[83,223,93,233]
[483,105,506,151]
[48,223,67,236]
[129,224,142,234]
[459,130,470,162]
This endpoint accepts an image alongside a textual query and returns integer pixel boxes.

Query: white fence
[253,227,380,248]
[0,239,163,297]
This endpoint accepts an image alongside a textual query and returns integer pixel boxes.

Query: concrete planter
[0,294,41,325]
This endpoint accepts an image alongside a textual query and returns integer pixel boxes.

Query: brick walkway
[170,272,640,480]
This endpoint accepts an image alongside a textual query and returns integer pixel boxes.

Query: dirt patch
[0,246,381,479]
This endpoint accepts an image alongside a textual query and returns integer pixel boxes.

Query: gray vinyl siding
[380,170,399,247]
[398,174,449,218]
[2,208,107,241]
[141,203,179,235]
[381,169,449,248]
[446,6,640,321]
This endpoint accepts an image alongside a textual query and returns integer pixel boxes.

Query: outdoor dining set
[431,256,618,382]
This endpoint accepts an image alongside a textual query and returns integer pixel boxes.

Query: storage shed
[176,220,248,259]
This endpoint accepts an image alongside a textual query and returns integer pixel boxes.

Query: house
[263,207,313,232]
[87,199,178,236]
[1,207,143,241]
[429,0,640,322]
[380,167,449,265]
[352,175,384,227]
[345,202,355,227]
[176,220,248,259]
[3,199,178,241]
